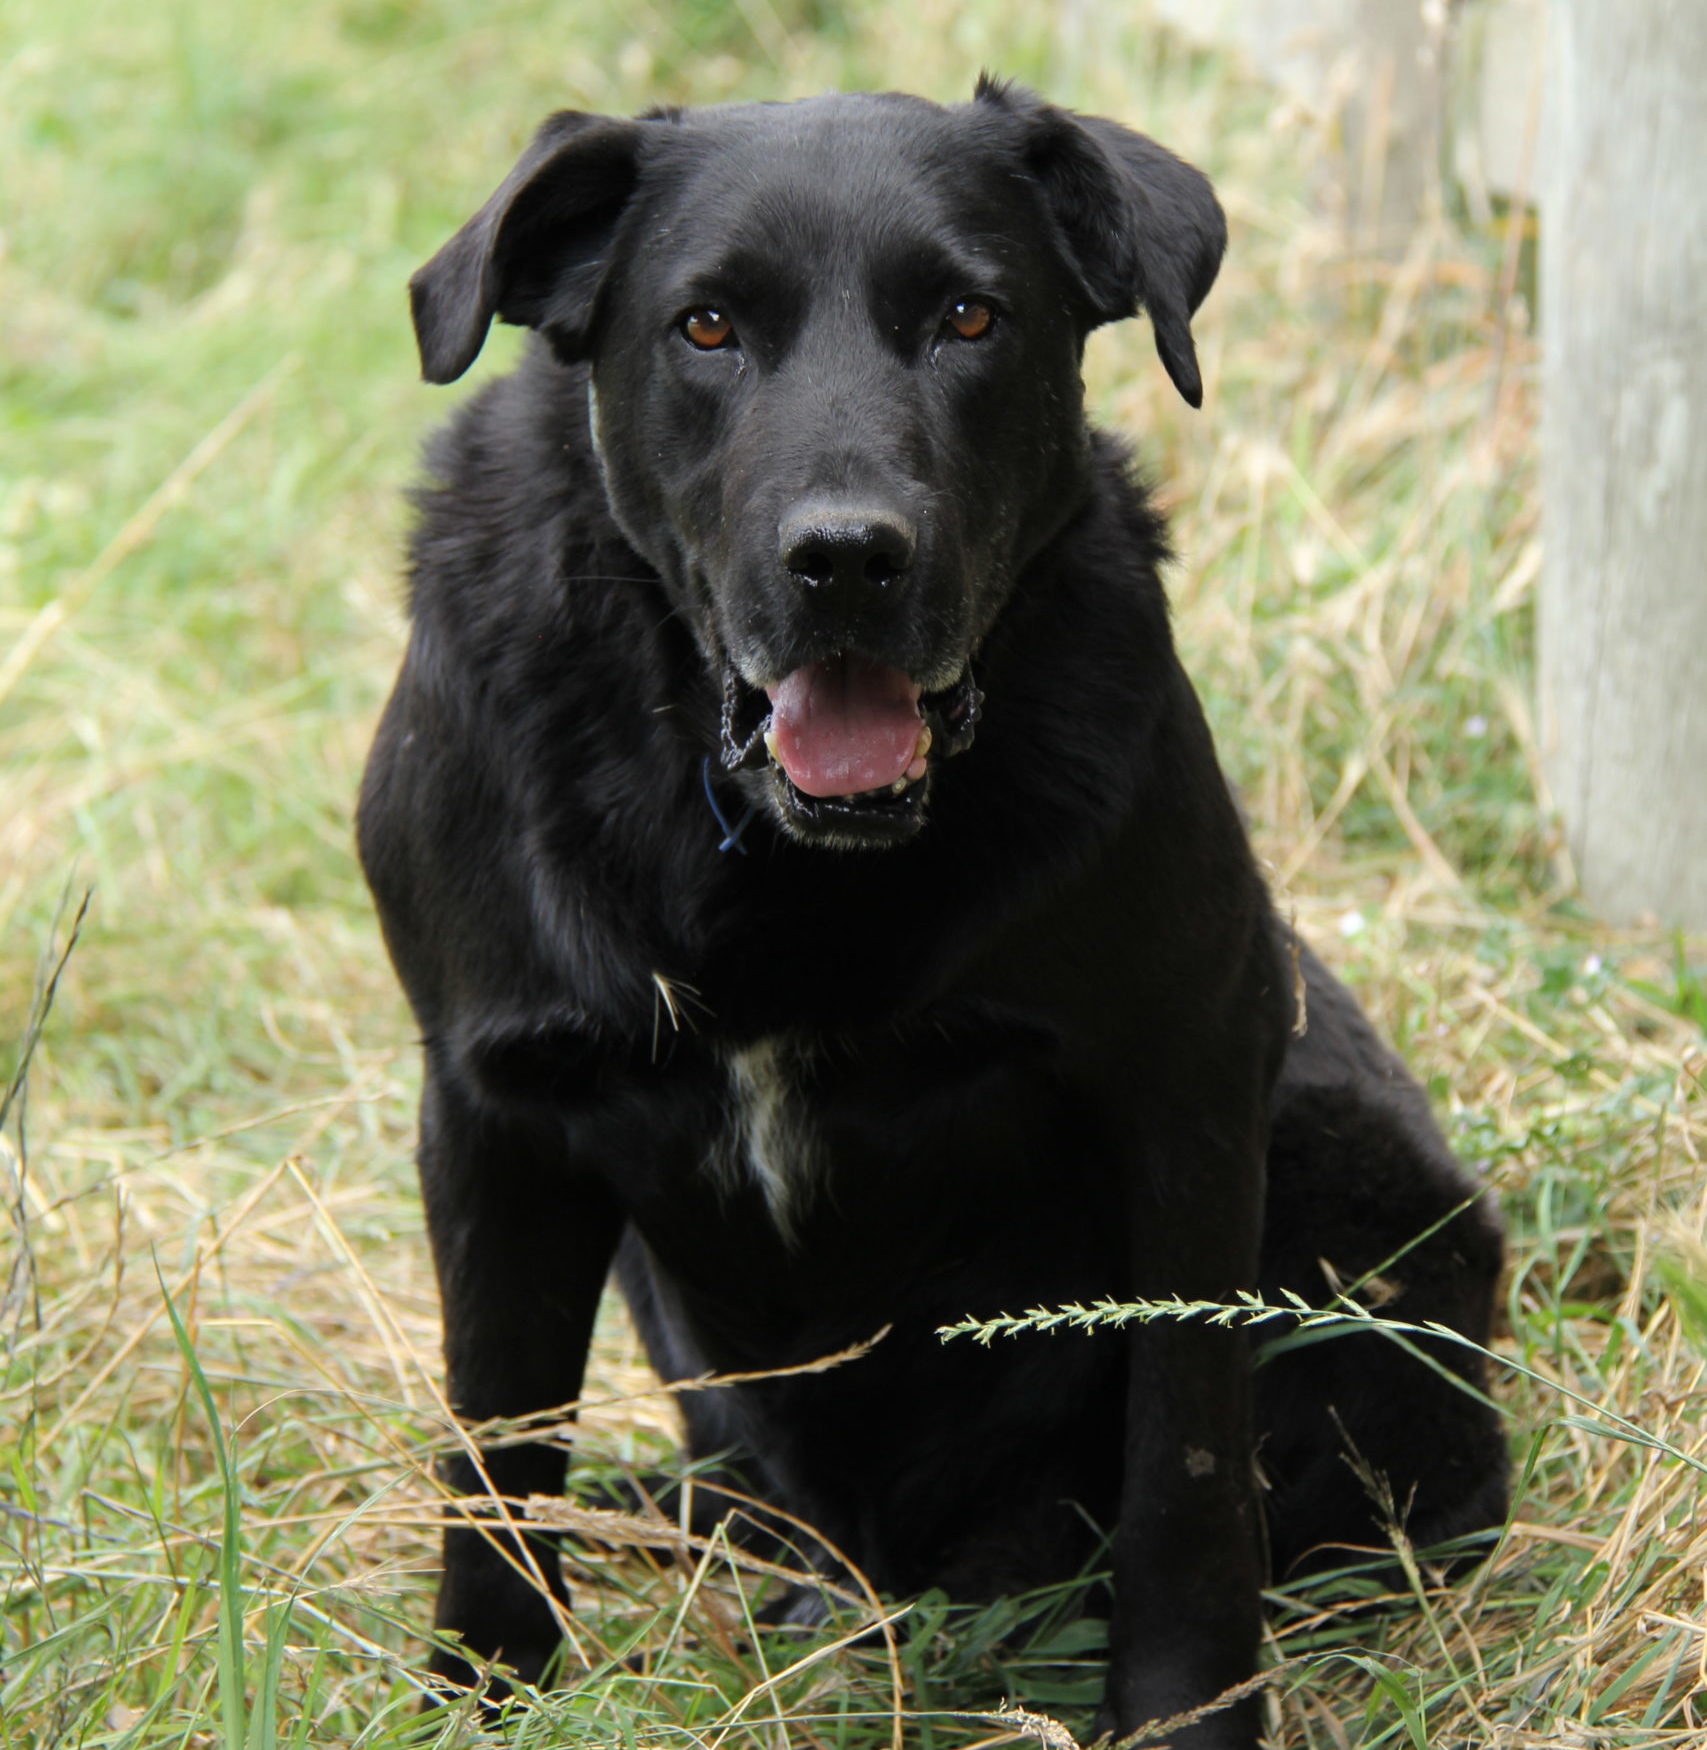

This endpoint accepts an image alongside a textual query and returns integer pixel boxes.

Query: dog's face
[409,81,1224,848]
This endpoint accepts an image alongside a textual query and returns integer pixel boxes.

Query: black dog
[358,80,1507,1748]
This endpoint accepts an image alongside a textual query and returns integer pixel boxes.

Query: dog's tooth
[914,724,933,761]
[905,756,928,782]
[890,778,908,794]
[763,728,780,763]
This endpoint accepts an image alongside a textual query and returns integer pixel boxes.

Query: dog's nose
[779,504,916,598]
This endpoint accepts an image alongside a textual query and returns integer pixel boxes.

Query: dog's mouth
[720,656,983,841]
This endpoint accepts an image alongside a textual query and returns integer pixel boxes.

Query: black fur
[359,84,1506,1748]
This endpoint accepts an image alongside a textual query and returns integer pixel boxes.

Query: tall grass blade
[158,1258,250,1750]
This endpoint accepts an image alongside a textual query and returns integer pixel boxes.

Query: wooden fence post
[1539,0,1707,928]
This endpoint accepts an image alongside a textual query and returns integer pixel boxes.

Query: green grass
[3,1,1705,1745]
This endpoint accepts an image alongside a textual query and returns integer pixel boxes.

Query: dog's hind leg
[613,1227,753,1465]
[1255,942,1509,1582]
[610,1230,822,1571]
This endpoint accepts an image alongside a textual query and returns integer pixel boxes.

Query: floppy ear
[409,110,643,384]
[974,76,1226,407]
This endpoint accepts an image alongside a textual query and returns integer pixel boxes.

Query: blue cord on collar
[702,755,759,855]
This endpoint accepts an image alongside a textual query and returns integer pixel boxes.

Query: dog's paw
[421,1632,564,1717]
[1092,1677,1261,1750]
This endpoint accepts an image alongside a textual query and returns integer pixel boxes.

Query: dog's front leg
[1099,1118,1265,1750]
[417,1062,624,1699]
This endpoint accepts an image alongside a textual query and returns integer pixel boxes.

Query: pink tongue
[766,658,924,798]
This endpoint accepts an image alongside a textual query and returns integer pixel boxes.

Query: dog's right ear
[409,111,643,384]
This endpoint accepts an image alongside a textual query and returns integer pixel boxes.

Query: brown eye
[682,308,735,350]
[944,299,995,341]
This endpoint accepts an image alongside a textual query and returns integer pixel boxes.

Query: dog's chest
[713,1036,823,1239]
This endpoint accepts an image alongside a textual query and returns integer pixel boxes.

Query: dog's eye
[682,308,736,350]
[943,299,995,341]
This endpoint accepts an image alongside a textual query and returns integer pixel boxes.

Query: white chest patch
[716,1036,822,1240]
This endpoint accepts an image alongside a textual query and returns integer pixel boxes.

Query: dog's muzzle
[720,658,984,840]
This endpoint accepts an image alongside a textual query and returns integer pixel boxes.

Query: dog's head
[409,79,1224,849]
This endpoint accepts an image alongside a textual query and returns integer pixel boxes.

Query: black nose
[778,503,916,597]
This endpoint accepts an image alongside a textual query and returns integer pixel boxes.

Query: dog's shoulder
[406,348,637,639]
[358,348,723,1027]
[386,344,708,789]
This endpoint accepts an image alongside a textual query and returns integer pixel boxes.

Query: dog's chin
[758,763,932,851]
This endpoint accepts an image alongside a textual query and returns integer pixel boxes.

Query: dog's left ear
[975,76,1225,407]
[409,110,644,384]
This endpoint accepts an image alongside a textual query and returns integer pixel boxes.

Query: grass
[3,0,1705,1743]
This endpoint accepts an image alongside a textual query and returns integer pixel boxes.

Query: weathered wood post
[1539,0,1707,928]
